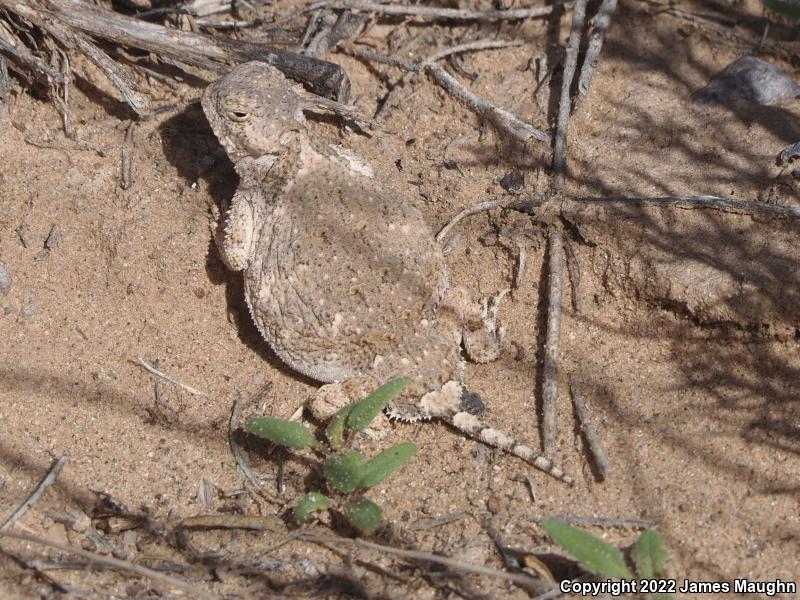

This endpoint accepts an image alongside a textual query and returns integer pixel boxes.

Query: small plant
[542,519,674,599]
[246,377,416,533]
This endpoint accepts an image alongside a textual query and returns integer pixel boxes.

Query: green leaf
[541,519,633,579]
[632,530,669,579]
[763,0,800,20]
[325,404,355,449]
[343,496,381,532]
[357,443,417,490]
[293,492,330,524]
[346,377,410,432]
[246,417,315,449]
[323,451,366,493]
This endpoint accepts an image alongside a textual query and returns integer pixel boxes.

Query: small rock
[692,56,800,106]
[20,302,35,317]
[0,265,11,294]
[45,225,62,250]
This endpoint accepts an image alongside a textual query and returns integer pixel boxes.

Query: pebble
[45,225,62,250]
[20,302,36,317]
[0,264,10,294]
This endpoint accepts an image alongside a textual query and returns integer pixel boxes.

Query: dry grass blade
[134,357,208,397]
[551,0,588,190]
[0,530,219,599]
[1,452,69,533]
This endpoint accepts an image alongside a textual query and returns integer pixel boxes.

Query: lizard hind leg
[420,382,573,485]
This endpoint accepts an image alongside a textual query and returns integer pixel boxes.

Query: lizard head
[202,61,307,162]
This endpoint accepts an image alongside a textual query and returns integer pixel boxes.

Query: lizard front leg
[215,187,264,271]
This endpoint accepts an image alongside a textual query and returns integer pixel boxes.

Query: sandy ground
[0,0,799,598]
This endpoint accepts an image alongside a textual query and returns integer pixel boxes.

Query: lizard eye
[228,110,250,122]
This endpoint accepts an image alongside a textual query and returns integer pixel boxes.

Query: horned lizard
[202,62,571,484]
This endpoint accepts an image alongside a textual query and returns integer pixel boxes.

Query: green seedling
[542,519,673,599]
[246,377,416,533]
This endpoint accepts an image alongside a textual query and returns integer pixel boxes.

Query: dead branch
[0,0,351,100]
[338,0,572,21]
[577,0,617,97]
[0,530,218,600]
[0,36,63,82]
[542,230,564,456]
[569,378,610,481]
[552,0,588,190]
[41,17,147,113]
[1,452,69,533]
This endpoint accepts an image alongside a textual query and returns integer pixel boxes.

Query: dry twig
[436,198,508,244]
[229,390,268,491]
[563,234,581,312]
[425,64,550,145]
[178,514,283,531]
[134,357,208,397]
[552,0,588,190]
[423,39,524,64]
[1,452,69,533]
[541,231,564,456]
[343,42,549,144]
[338,0,572,21]
[569,379,610,480]
[566,195,800,218]
[577,0,617,97]
[543,515,658,528]
[120,120,135,189]
[0,530,218,600]
[301,533,545,587]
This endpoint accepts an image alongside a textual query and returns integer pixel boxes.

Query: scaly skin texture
[202,62,571,483]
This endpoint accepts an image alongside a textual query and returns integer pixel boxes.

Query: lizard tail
[446,411,574,485]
